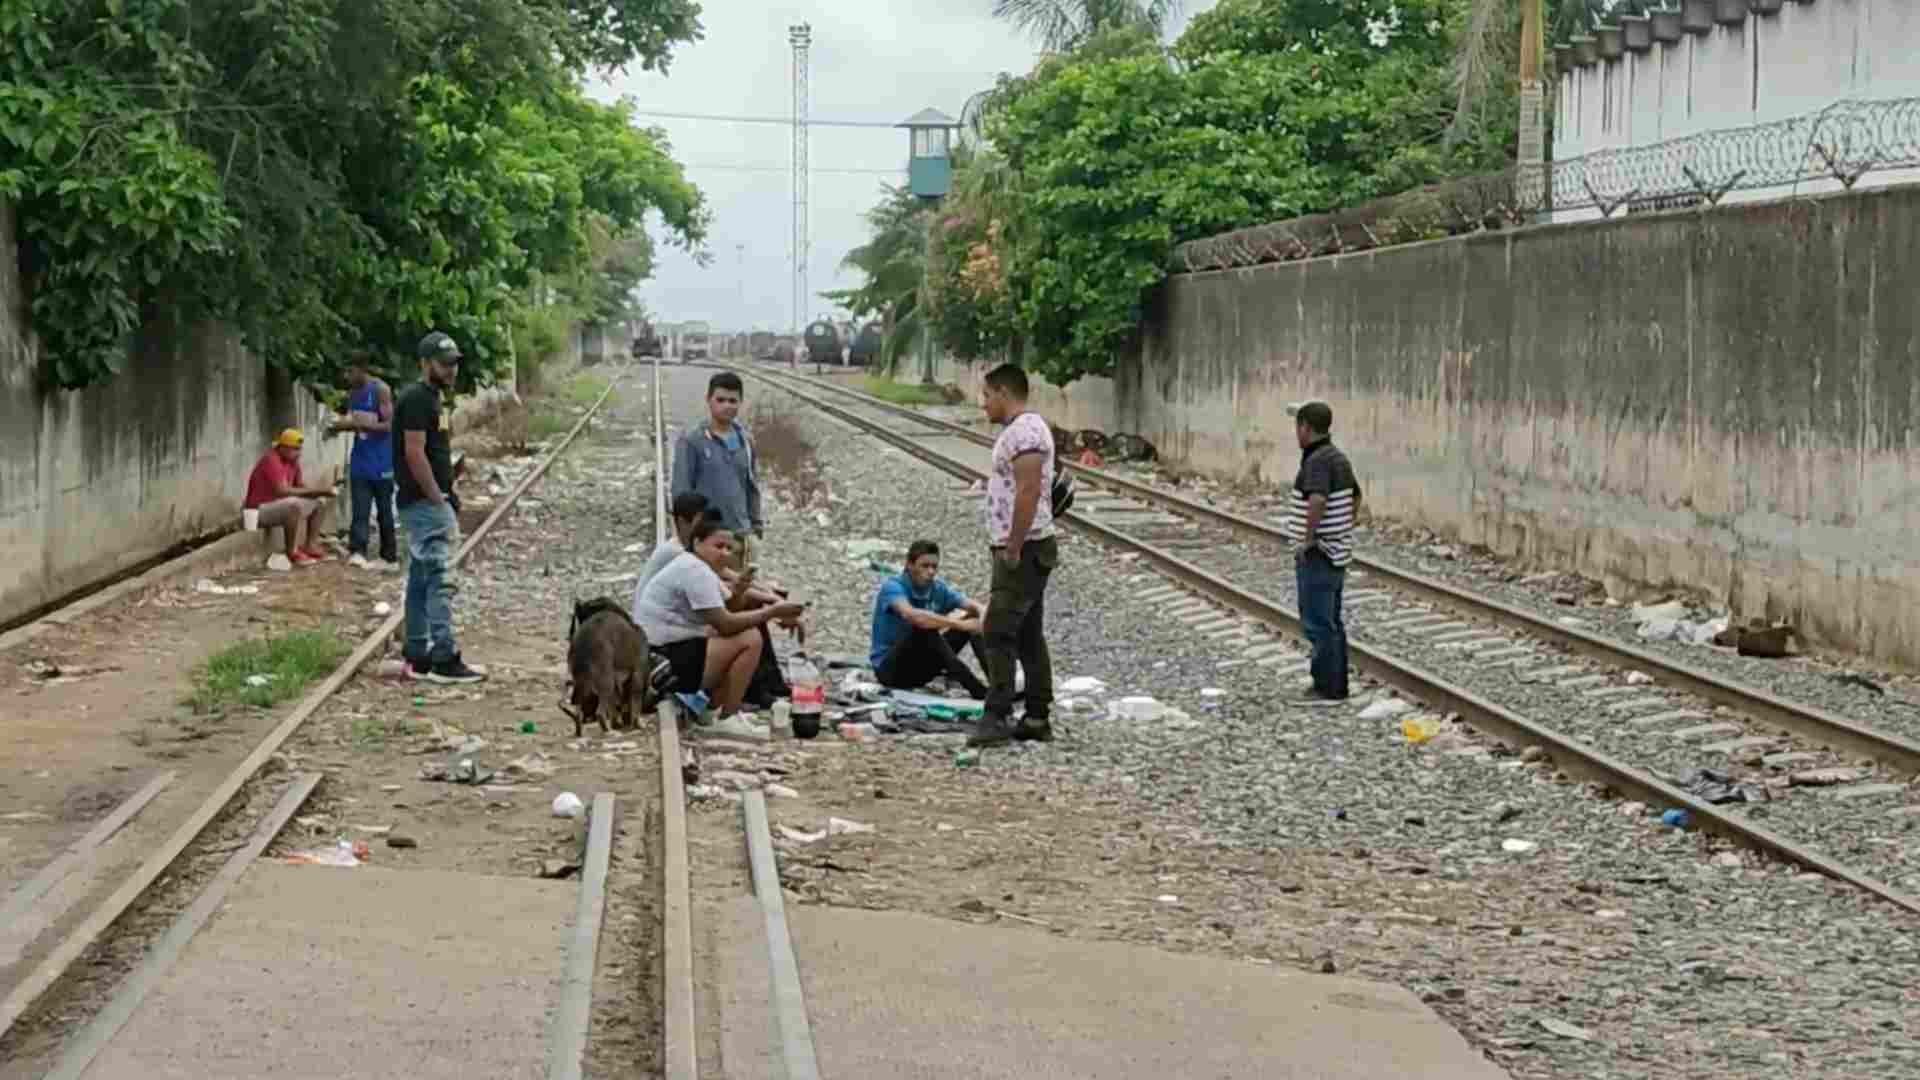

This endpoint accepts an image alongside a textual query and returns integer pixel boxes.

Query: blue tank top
[348,382,393,479]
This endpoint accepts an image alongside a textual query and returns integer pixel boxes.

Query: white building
[1550,0,1920,222]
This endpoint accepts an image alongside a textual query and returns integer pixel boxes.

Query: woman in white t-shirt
[635,520,803,721]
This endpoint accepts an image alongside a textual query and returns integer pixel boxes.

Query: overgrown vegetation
[861,375,956,407]
[527,368,613,441]
[186,631,351,715]
[839,0,1622,388]
[0,0,708,393]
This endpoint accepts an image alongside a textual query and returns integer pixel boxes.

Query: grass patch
[525,368,613,443]
[186,631,351,714]
[860,374,952,407]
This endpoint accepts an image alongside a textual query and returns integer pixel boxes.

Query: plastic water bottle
[787,653,824,740]
[770,700,793,739]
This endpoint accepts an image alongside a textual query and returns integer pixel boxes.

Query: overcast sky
[589,2,1217,334]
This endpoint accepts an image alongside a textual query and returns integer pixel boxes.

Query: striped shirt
[1286,438,1360,567]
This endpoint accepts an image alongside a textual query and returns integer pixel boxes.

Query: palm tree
[990,0,1183,53]
[823,186,933,373]
[1450,1,1622,207]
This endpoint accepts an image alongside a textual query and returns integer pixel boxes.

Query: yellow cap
[274,428,304,449]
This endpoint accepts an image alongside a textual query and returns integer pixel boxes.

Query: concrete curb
[43,772,322,1080]
[0,529,262,655]
[742,790,820,1080]
[547,792,616,1080]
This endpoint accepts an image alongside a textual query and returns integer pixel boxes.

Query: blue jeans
[1295,548,1348,699]
[400,500,460,664]
[349,473,396,562]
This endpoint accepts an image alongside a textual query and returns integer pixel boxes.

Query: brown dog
[561,597,649,737]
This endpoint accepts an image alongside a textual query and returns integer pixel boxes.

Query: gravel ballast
[687,364,1920,1080]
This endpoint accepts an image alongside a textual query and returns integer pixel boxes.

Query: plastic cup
[243,507,260,531]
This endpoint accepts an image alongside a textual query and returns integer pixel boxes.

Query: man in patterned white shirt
[968,363,1058,747]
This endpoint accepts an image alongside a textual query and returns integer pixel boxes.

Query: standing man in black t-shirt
[395,331,484,683]
[1285,400,1360,701]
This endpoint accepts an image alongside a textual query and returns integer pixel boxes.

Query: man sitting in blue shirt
[869,540,989,698]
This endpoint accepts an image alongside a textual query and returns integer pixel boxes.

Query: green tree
[990,0,1183,52]
[823,185,933,372]
[0,0,707,391]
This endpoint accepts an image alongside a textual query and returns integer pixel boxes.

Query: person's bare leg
[700,633,748,705]
[713,629,761,715]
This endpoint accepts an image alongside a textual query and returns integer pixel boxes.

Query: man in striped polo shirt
[1285,400,1361,701]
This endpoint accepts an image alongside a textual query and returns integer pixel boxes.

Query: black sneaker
[966,714,1015,748]
[427,654,487,684]
[1013,717,1054,742]
[404,655,431,680]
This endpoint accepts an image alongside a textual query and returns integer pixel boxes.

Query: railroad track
[0,370,631,1076]
[740,363,1920,916]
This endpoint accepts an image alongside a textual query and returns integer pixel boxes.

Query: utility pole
[789,23,811,347]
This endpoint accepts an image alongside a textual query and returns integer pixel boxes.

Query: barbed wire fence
[1173,96,1920,274]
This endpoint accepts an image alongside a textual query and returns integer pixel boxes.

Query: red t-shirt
[244,450,301,509]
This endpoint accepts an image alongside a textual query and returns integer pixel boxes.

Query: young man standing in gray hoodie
[671,370,763,572]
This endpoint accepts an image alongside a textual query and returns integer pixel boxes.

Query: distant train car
[803,319,844,366]
[682,320,711,361]
[750,330,775,360]
[847,321,883,367]
[630,321,663,358]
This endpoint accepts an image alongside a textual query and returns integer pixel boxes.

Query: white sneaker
[266,553,293,572]
[698,713,770,743]
[348,553,371,569]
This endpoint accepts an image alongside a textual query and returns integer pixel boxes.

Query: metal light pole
[789,23,811,348]
[899,108,959,386]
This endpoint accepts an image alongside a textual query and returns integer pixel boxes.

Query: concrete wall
[1553,0,1920,221]
[0,208,327,624]
[982,185,1920,666]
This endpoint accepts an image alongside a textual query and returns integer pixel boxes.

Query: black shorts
[655,636,709,693]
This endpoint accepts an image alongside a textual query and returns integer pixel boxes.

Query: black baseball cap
[417,331,462,363]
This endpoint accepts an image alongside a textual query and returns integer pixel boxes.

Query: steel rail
[0,371,625,1039]
[758,368,1920,778]
[748,366,1920,918]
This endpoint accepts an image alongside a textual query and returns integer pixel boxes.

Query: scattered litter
[348,823,392,836]
[1538,1018,1595,1042]
[1108,696,1168,722]
[708,770,762,791]
[540,859,582,880]
[621,541,648,554]
[778,824,827,844]
[1625,671,1653,686]
[1490,802,1522,824]
[0,811,49,822]
[1594,908,1627,920]
[1660,809,1692,829]
[1060,676,1108,694]
[501,753,554,781]
[1712,851,1744,869]
[1501,839,1539,854]
[954,748,981,768]
[1199,687,1226,698]
[419,757,495,785]
[1790,767,1867,787]
[1633,600,1728,646]
[765,783,800,799]
[936,823,957,832]
[386,835,418,849]
[1156,894,1180,904]
[1399,715,1444,744]
[373,601,392,616]
[827,817,875,836]
[1829,672,1886,695]
[551,792,586,819]
[1358,697,1415,721]
[1556,616,1591,628]
[266,554,293,572]
[1681,767,1764,805]
[1733,620,1795,658]
[244,674,274,688]
[194,579,261,596]
[283,839,369,868]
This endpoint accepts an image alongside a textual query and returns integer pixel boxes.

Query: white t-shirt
[630,537,684,616]
[986,411,1055,546]
[634,552,727,645]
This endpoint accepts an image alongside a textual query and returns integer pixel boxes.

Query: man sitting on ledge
[243,428,337,566]
[869,540,988,698]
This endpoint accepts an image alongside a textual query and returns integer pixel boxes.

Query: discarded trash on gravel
[1358,696,1414,721]
[244,674,274,688]
[420,756,495,785]
[195,579,261,596]
[779,824,827,844]
[551,792,586,819]
[1399,714,1444,744]
[1501,838,1539,854]
[841,538,894,561]
[1060,676,1108,694]
[283,839,369,868]
[1538,1017,1595,1042]
[828,817,876,836]
[1681,767,1765,805]
[1108,696,1168,722]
